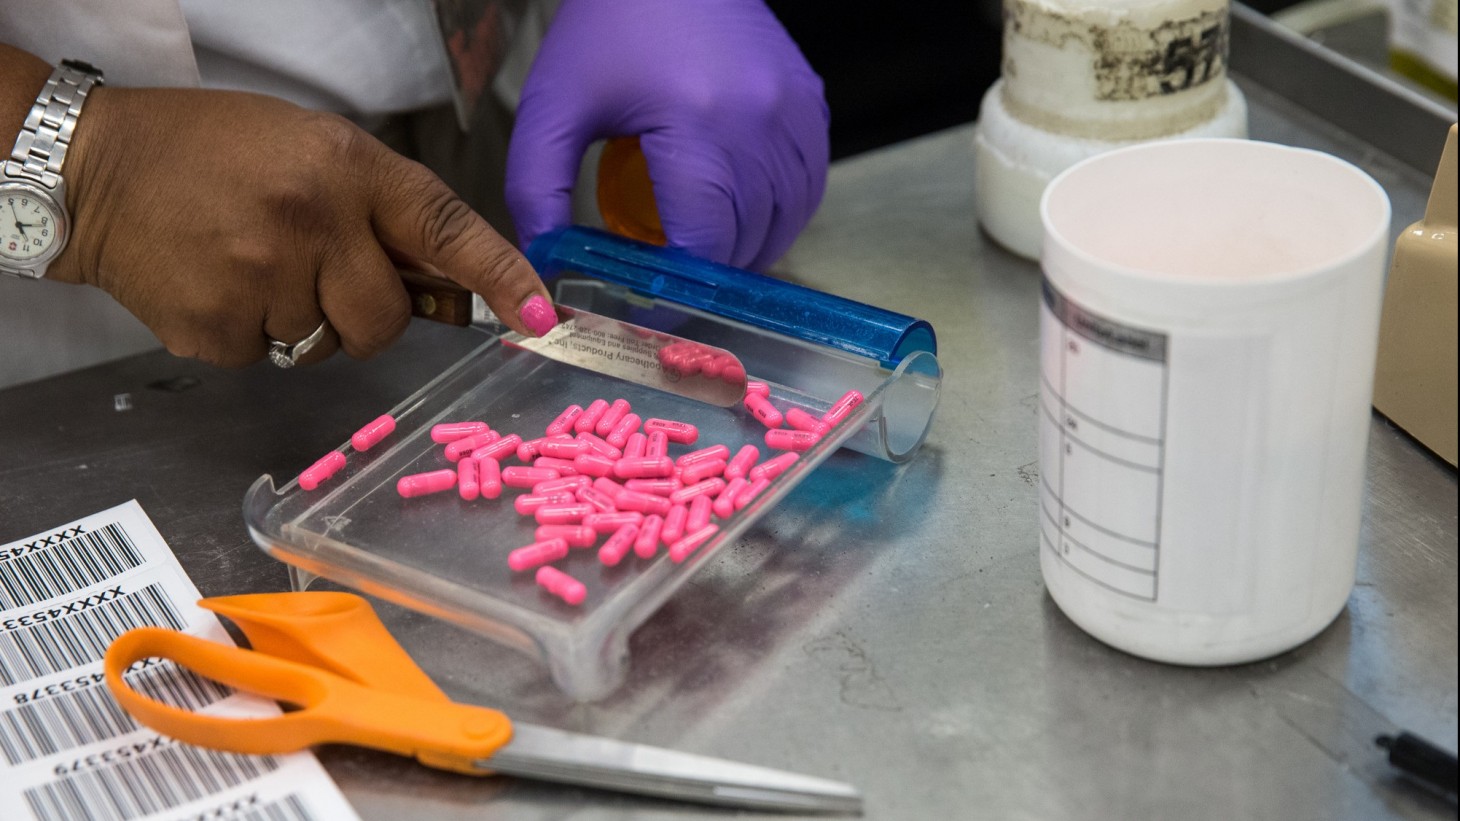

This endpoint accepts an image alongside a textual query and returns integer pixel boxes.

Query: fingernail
[519,295,558,337]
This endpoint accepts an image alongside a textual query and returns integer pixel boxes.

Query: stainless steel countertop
[1,79,1455,820]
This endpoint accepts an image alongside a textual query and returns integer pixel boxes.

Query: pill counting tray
[244,229,942,700]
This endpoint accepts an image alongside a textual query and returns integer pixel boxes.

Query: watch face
[0,183,65,267]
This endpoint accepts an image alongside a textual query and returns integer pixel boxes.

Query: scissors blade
[478,723,863,814]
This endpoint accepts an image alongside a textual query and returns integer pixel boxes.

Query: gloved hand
[506,0,829,272]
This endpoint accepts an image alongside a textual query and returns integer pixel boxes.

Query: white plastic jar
[974,0,1249,259]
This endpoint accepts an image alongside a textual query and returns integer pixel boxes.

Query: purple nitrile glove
[505,0,830,272]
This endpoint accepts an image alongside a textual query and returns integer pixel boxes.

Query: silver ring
[267,321,329,369]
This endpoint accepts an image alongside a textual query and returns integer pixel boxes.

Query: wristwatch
[1,59,104,279]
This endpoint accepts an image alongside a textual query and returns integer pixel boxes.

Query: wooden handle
[401,271,473,327]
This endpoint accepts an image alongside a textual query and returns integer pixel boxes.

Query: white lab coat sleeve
[0,0,200,87]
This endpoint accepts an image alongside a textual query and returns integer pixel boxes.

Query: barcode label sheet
[0,501,359,821]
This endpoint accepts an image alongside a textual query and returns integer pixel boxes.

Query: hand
[505,0,829,271]
[50,84,555,368]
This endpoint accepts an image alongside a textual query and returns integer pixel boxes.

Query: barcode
[1,660,231,765]
[0,523,144,610]
[237,794,315,821]
[175,793,316,821]
[0,583,184,686]
[23,739,280,821]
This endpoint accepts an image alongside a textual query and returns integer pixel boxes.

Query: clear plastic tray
[244,279,942,700]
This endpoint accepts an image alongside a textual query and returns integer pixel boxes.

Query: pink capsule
[748,452,798,482]
[471,433,522,463]
[687,494,713,532]
[765,428,821,452]
[514,491,576,515]
[508,538,569,572]
[743,392,784,429]
[397,469,456,498]
[535,503,595,525]
[479,456,503,499]
[643,418,698,445]
[595,399,634,437]
[714,477,748,518]
[719,360,746,383]
[458,457,480,501]
[430,421,488,444]
[573,452,617,477]
[445,430,500,462]
[614,456,675,480]
[532,475,590,495]
[669,524,720,563]
[662,504,689,543]
[656,341,688,366]
[598,523,640,566]
[575,399,610,434]
[592,476,627,502]
[645,430,669,458]
[786,407,833,436]
[528,457,577,478]
[623,432,647,459]
[624,478,680,496]
[576,485,618,513]
[658,343,685,366]
[517,437,546,462]
[298,451,346,491]
[536,565,586,605]
[735,476,772,510]
[634,515,664,558]
[605,413,643,448]
[504,466,561,489]
[616,489,672,517]
[676,444,731,469]
[702,354,732,379]
[535,525,598,548]
[676,349,715,376]
[680,459,727,485]
[540,438,587,459]
[745,380,770,396]
[765,428,820,452]
[670,478,726,505]
[351,414,396,451]
[546,404,584,437]
[584,511,644,533]
[537,454,584,475]
[822,389,865,427]
[724,445,760,481]
[576,432,622,459]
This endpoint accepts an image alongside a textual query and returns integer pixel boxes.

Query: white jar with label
[1036,139,1391,665]
[974,0,1249,259]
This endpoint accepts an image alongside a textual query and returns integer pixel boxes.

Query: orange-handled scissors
[104,592,861,813]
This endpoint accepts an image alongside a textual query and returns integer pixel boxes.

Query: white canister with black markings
[974,0,1249,259]
[1035,139,1391,665]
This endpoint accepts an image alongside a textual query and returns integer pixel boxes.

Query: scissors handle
[105,627,512,774]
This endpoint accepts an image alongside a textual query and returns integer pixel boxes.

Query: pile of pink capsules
[297,383,864,607]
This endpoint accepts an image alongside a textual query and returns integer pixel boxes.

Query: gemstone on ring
[267,321,329,368]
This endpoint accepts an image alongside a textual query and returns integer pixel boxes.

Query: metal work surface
[1,90,1455,819]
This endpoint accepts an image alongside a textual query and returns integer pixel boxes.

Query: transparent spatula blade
[501,304,748,408]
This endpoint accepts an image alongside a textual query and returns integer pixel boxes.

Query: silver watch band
[5,60,104,190]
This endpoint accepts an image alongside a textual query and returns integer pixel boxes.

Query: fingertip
[517,293,559,337]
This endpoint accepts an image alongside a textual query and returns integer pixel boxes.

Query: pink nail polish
[519,295,558,337]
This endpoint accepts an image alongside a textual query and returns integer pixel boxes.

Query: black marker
[1375,732,1458,798]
